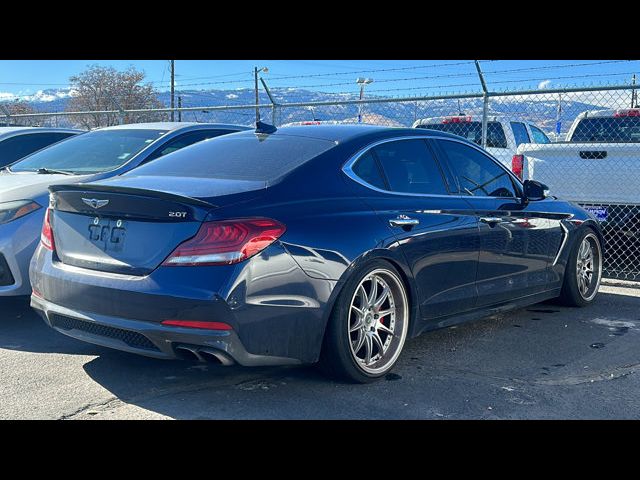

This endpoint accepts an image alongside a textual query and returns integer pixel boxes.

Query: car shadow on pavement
[0,296,110,357]
[4,290,640,419]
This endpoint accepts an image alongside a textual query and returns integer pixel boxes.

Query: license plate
[583,206,608,223]
[88,217,126,252]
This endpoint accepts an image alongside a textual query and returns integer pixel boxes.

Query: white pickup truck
[515,108,640,212]
[412,114,551,168]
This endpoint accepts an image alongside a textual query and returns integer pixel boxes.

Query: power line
[267,61,477,80]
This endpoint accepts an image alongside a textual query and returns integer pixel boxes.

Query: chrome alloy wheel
[347,269,408,374]
[576,233,602,302]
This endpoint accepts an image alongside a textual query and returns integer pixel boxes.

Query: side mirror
[523,180,549,201]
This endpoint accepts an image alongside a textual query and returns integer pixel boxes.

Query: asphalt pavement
[2,281,639,419]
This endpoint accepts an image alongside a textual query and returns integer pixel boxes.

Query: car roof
[577,108,639,118]
[97,122,250,132]
[0,126,82,138]
[264,124,463,143]
[413,115,529,126]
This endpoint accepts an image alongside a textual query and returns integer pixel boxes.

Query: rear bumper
[31,294,300,366]
[30,242,338,364]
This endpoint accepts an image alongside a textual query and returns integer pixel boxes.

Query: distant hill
[18,87,606,136]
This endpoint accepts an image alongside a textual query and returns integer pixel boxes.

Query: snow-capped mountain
[12,87,609,135]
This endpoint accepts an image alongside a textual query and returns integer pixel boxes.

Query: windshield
[127,133,337,182]
[9,129,168,174]
[416,121,508,148]
[570,117,640,143]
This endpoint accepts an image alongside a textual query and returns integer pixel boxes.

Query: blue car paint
[30,125,602,366]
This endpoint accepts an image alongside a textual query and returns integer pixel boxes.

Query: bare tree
[1,99,38,126]
[66,65,167,129]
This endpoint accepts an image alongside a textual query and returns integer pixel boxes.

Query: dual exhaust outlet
[174,344,235,366]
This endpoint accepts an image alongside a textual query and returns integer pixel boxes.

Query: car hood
[0,171,95,203]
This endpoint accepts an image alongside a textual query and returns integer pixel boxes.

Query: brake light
[40,208,55,251]
[161,320,233,330]
[443,115,472,124]
[162,218,286,266]
[512,155,524,180]
[614,109,640,118]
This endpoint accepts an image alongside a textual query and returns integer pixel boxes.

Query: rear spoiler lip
[48,183,217,209]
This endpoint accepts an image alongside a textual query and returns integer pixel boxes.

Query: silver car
[0,127,81,168]
[0,122,249,296]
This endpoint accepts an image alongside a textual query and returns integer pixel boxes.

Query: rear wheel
[557,229,603,307]
[318,260,410,383]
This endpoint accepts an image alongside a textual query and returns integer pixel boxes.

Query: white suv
[412,114,551,168]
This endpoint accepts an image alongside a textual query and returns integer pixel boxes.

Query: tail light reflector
[163,218,286,266]
[161,320,232,330]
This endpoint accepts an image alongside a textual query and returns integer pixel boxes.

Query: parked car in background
[0,122,248,296]
[0,127,81,168]
[30,125,603,383]
[413,114,551,169]
[515,108,640,254]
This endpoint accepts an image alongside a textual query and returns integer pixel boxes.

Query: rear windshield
[10,129,167,174]
[570,117,640,143]
[126,132,337,182]
[416,121,507,149]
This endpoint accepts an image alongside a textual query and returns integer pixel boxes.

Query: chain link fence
[4,84,640,280]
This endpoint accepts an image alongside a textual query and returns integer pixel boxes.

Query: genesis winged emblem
[82,198,110,209]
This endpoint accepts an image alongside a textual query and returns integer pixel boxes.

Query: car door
[345,137,481,322]
[431,138,563,307]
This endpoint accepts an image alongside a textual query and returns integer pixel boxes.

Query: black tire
[557,228,603,307]
[318,259,410,383]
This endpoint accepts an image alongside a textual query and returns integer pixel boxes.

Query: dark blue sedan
[29,125,603,383]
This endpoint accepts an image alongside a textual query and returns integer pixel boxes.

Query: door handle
[389,217,420,228]
[479,216,504,225]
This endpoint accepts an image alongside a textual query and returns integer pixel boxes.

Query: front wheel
[318,260,410,383]
[557,229,603,307]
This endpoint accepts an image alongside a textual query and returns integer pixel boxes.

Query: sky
[0,60,638,99]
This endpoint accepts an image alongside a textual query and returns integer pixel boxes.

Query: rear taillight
[162,218,286,267]
[40,208,55,251]
[512,154,524,180]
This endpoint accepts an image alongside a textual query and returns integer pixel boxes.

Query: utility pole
[170,60,175,122]
[632,74,637,108]
[178,96,182,122]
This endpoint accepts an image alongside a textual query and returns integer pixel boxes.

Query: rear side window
[371,139,448,195]
[128,133,337,182]
[570,117,640,142]
[142,129,235,164]
[529,125,551,144]
[352,151,386,190]
[510,122,531,147]
[417,121,508,149]
[0,132,76,167]
[436,140,517,198]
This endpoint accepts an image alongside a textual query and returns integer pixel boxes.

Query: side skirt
[413,288,561,336]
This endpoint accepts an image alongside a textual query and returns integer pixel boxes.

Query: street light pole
[356,77,373,123]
